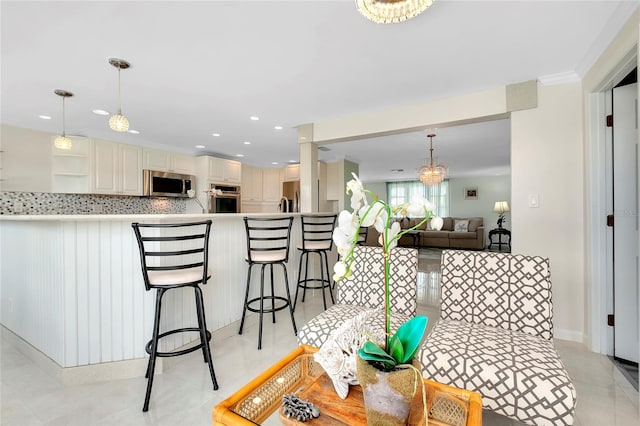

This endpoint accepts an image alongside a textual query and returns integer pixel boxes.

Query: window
[387,180,449,217]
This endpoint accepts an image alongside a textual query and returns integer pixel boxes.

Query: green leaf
[388,334,404,363]
[358,341,397,369]
[393,316,428,364]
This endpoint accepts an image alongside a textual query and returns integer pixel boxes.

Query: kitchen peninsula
[0,213,334,378]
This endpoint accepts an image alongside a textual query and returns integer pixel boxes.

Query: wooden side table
[488,227,511,251]
[212,345,482,426]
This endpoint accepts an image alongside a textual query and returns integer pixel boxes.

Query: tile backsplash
[0,192,185,215]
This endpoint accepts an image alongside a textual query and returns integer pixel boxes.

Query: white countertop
[0,212,311,222]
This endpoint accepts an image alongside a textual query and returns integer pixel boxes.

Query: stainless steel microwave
[143,170,195,198]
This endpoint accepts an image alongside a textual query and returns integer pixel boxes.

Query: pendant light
[417,133,447,185]
[53,89,73,150]
[108,58,130,132]
[356,0,435,24]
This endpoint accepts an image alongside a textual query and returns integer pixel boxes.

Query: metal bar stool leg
[143,288,165,412]
[269,264,276,324]
[302,250,310,303]
[258,264,266,350]
[316,251,328,310]
[322,249,335,304]
[280,262,297,335]
[238,264,253,335]
[194,285,219,390]
[293,251,305,311]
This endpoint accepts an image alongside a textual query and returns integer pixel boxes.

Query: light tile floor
[2,263,639,425]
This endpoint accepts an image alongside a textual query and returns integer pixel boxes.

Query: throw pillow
[313,310,384,399]
[430,216,444,231]
[454,219,469,232]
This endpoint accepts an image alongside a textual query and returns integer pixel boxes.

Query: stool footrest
[246,296,291,314]
[296,278,331,290]
[145,327,212,358]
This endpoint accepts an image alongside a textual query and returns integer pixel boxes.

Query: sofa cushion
[442,217,454,231]
[449,231,477,239]
[422,230,450,239]
[453,219,469,232]
[415,217,429,230]
[467,217,483,232]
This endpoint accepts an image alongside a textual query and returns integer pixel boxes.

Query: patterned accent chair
[419,250,577,425]
[297,245,418,348]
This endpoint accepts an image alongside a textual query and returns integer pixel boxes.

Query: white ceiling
[1,1,636,182]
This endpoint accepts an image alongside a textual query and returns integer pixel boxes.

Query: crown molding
[538,71,581,86]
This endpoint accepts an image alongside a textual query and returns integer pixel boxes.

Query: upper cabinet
[51,136,92,194]
[283,164,300,182]
[143,148,195,175]
[198,156,241,184]
[93,139,142,195]
[242,165,263,201]
[262,168,281,202]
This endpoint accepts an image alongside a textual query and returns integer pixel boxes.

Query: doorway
[609,68,639,388]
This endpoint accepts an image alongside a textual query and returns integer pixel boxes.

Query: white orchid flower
[359,201,386,227]
[187,189,196,198]
[346,173,367,211]
[406,195,434,216]
[333,261,348,281]
[378,221,401,251]
[373,207,389,233]
[333,210,358,255]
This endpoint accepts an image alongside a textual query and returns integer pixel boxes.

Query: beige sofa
[365,217,485,250]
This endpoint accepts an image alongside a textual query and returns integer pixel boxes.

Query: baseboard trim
[1,326,162,385]
[554,328,584,344]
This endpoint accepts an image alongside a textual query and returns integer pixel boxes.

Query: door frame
[586,47,638,354]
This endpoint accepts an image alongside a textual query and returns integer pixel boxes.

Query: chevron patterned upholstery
[420,250,576,425]
[297,245,418,348]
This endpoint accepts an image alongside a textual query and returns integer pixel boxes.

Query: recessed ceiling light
[244,141,251,145]
[212,133,221,137]
[236,154,244,157]
[38,115,51,120]
[195,145,205,149]
[128,129,140,134]
[289,160,297,163]
[272,162,278,165]
[391,169,404,173]
[274,126,283,130]
[250,116,259,121]
[92,109,110,116]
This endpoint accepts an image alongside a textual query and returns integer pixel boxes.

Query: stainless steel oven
[210,185,241,213]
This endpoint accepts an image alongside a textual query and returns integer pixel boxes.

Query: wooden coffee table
[212,345,482,426]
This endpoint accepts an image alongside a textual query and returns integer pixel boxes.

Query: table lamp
[493,201,510,229]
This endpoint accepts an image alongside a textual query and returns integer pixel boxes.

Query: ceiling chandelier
[108,58,130,132]
[417,133,447,185]
[53,89,73,150]
[355,0,435,24]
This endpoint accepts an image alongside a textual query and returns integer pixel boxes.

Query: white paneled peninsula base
[0,214,334,377]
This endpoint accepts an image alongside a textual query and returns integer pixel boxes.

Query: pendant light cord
[61,96,66,137]
[117,66,122,115]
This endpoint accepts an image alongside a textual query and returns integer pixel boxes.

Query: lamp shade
[493,201,510,213]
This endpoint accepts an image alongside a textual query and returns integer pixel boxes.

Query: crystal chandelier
[108,58,130,132]
[53,89,73,150]
[417,133,447,185]
[355,0,435,24]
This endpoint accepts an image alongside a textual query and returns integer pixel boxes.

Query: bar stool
[357,226,369,245]
[239,216,297,350]
[293,214,337,311]
[131,220,219,412]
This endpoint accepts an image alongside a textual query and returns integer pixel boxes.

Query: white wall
[1,124,53,192]
[449,175,511,233]
[511,82,585,342]
[362,181,388,204]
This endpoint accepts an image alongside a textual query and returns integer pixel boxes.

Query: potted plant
[332,173,437,425]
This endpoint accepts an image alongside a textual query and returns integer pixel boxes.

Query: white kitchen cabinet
[143,148,194,175]
[197,156,242,184]
[242,165,263,201]
[283,164,300,182]
[51,136,92,194]
[93,139,142,195]
[262,168,281,202]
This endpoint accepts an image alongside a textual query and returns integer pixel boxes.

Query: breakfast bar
[0,213,335,373]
